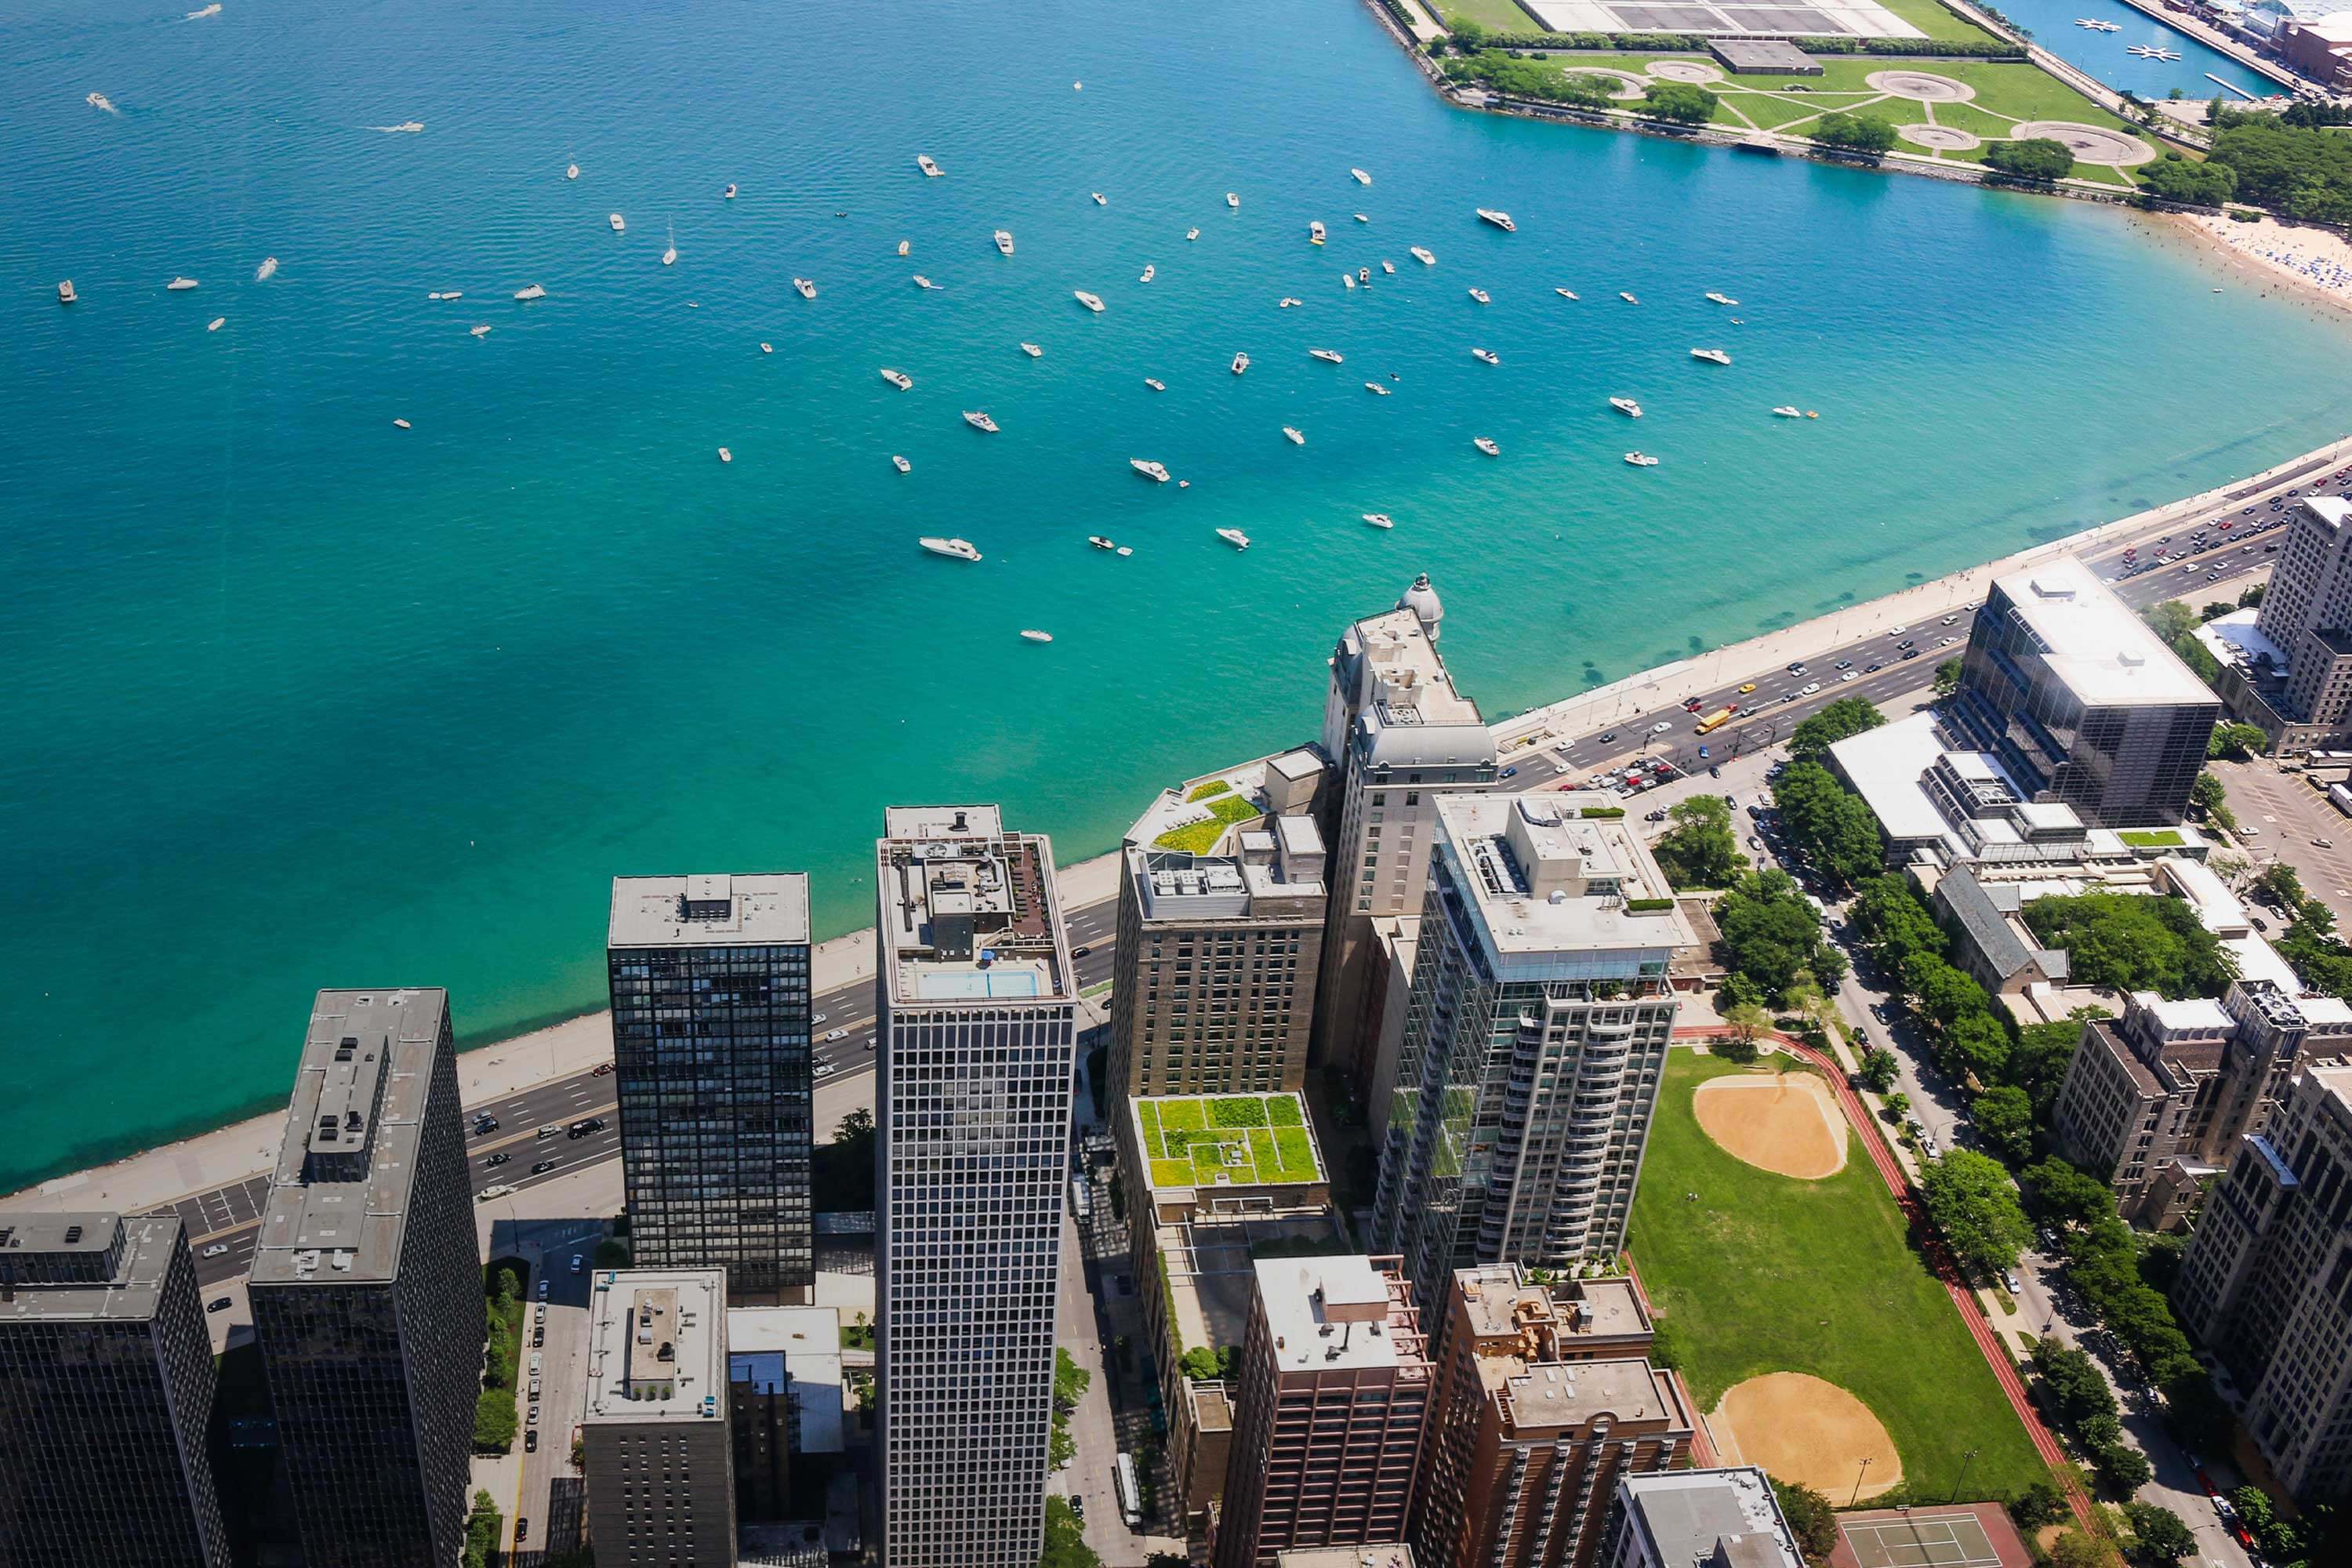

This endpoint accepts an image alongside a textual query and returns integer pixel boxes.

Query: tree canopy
[1789,696,1886,763]
[2207,723,2267,761]
[1984,136,2076,181]
[2136,151,2237,206]
[1642,82,1719,124]
[1040,1496,1101,1568]
[2141,600,2224,687]
[2209,114,2352,222]
[1653,793,1743,890]
[1973,1084,2036,1164]
[1713,868,1838,1000]
[2019,891,2235,998]
[1770,761,1883,886]
[1812,111,1898,153]
[1770,1479,1839,1563]
[1918,1148,2031,1278]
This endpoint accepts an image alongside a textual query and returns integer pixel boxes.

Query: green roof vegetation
[1134,1094,1321,1187]
[2118,829,2185,848]
[1186,779,1234,802]
[1152,793,1261,854]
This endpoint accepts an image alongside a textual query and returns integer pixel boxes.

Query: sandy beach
[2173,212,2352,320]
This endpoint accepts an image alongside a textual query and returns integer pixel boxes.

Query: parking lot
[2210,758,2352,934]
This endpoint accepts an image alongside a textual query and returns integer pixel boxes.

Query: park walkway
[1674,1028,2097,1534]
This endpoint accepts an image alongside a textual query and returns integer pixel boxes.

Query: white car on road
[822,1026,851,1042]
[1650,720,1672,734]
[1798,681,1821,696]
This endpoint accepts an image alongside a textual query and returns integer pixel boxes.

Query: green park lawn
[1438,0,1543,29]
[1631,1054,2049,1504]
[1872,0,2006,43]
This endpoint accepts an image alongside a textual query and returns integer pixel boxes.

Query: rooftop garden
[2118,829,2186,848]
[1135,1094,1320,1189]
[1152,792,1261,855]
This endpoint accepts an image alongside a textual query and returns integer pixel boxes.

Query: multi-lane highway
[168,898,1123,1287]
[156,455,2339,1291]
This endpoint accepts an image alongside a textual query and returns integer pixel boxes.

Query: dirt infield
[1692,1070,1846,1179]
[1714,1372,1903,1499]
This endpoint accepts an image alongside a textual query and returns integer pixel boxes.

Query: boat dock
[2206,71,2259,100]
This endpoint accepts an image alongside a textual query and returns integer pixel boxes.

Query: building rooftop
[1991,557,2220,709]
[1277,1548,1415,1568]
[1454,1264,1651,1345]
[1493,1356,1682,1431]
[728,1305,844,1455]
[1831,712,1978,851]
[878,805,1070,1005]
[1616,1467,1805,1568]
[1338,607,1494,770]
[0,1212,181,1324]
[1435,794,1693,966]
[1254,1256,1427,1376]
[1155,1207,1347,1385]
[585,1269,729,1426]
[250,989,448,1288]
[1940,866,2070,985]
[609,873,811,949]
[1133,1094,1326,1191]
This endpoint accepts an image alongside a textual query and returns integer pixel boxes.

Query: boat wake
[371,121,425,133]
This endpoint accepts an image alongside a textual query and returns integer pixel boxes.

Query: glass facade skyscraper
[608,873,815,1304]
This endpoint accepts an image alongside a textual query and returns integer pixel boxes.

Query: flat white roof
[1829,712,1958,846]
[1255,1257,1416,1374]
[584,1269,729,1426]
[1994,557,2218,709]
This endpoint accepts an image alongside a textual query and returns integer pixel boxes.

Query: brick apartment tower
[1212,1255,1432,1568]
[1411,1265,1694,1568]
[248,989,483,1568]
[0,1212,233,1567]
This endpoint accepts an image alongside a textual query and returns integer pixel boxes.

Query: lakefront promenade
[10,431,2350,1234]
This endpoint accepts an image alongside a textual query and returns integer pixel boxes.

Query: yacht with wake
[1363,381,1391,396]
[1410,247,1436,265]
[1706,291,1739,306]
[1556,287,1579,299]
[1310,347,1343,365]
[1075,290,1105,312]
[1472,348,1498,365]
[1226,192,1240,208]
[919,536,981,561]
[1476,209,1515,232]
[963,410,999,432]
[1283,426,1305,445]
[1362,512,1393,528]
[881,368,913,390]
[167,277,198,290]
[1145,378,1165,391]
[1690,347,1731,365]
[1773,405,1804,418]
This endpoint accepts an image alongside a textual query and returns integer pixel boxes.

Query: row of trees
[1984,137,2076,183]
[2209,111,2352,224]
[1770,761,1885,887]
[474,1263,527,1452]
[1711,866,1848,1017]
[1431,49,1717,124]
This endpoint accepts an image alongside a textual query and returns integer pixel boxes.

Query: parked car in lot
[209,1297,233,1312]
[525,1430,539,1454]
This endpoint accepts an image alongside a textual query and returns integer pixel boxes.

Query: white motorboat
[1410,246,1436,265]
[995,230,1014,256]
[1706,291,1739,306]
[370,121,424,132]
[1090,535,1117,550]
[609,212,625,232]
[393,418,411,429]
[1091,191,1107,205]
[470,324,492,337]
[56,280,74,304]
[913,274,939,290]
[1556,287,1579,299]
[1690,347,1731,365]
[717,447,731,463]
[1351,168,1372,185]
[429,290,462,300]
[1140,263,1155,282]
[1020,630,1054,643]
[514,283,547,300]
[1624,451,1660,466]
[1075,290,1105,312]
[1476,208,1515,232]
[1226,191,1240,208]
[87,92,117,113]
[919,536,982,561]
[1131,459,1171,482]
[1354,213,1369,223]
[1283,426,1305,445]
[760,343,772,354]
[1117,546,1133,556]
[724,183,737,199]
[1310,348,1343,365]
[1363,381,1391,396]
[1231,352,1250,374]
[207,317,225,331]
[1381,260,1395,274]
[256,256,278,281]
[1310,221,1326,245]
[881,368,913,390]
[662,227,678,267]
[1278,297,1301,308]
[1472,348,1498,365]
[1343,274,1356,290]
[1468,288,1490,304]
[1020,341,1042,357]
[793,278,817,299]
[1359,267,1370,283]
[1145,378,1165,391]
[166,277,198,291]
[1217,528,1250,550]
[898,240,910,256]
[566,163,579,180]
[1473,437,1500,456]
[1186,227,1200,241]
[892,455,912,473]
[1362,512,1394,528]
[1619,292,1639,303]
[1610,397,1643,418]
[917,154,942,177]
[963,410,1000,432]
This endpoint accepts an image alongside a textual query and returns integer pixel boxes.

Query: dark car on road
[530,1160,557,1175]
[485,1152,510,1168]
[208,1297,232,1313]
[567,1116,606,1138]
[473,1116,499,1134]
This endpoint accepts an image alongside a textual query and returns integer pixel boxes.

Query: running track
[1675,1028,2097,1532]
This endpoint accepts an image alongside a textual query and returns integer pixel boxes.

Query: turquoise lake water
[5,0,2350,1189]
[1991,0,2273,100]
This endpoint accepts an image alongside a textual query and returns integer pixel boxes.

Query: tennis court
[1839,1512,2005,1568]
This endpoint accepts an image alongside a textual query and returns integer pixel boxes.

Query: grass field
[1873,0,2005,43]
[1136,1094,1321,1189]
[1437,0,1543,29]
[1631,1054,2049,1504]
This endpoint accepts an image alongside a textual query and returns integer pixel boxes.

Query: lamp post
[1950,1449,1978,1504]
[1849,1456,1874,1508]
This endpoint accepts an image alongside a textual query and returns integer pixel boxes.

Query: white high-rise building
[1312,575,1497,1106]
[1371,796,1693,1316]
[875,806,1077,1568]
